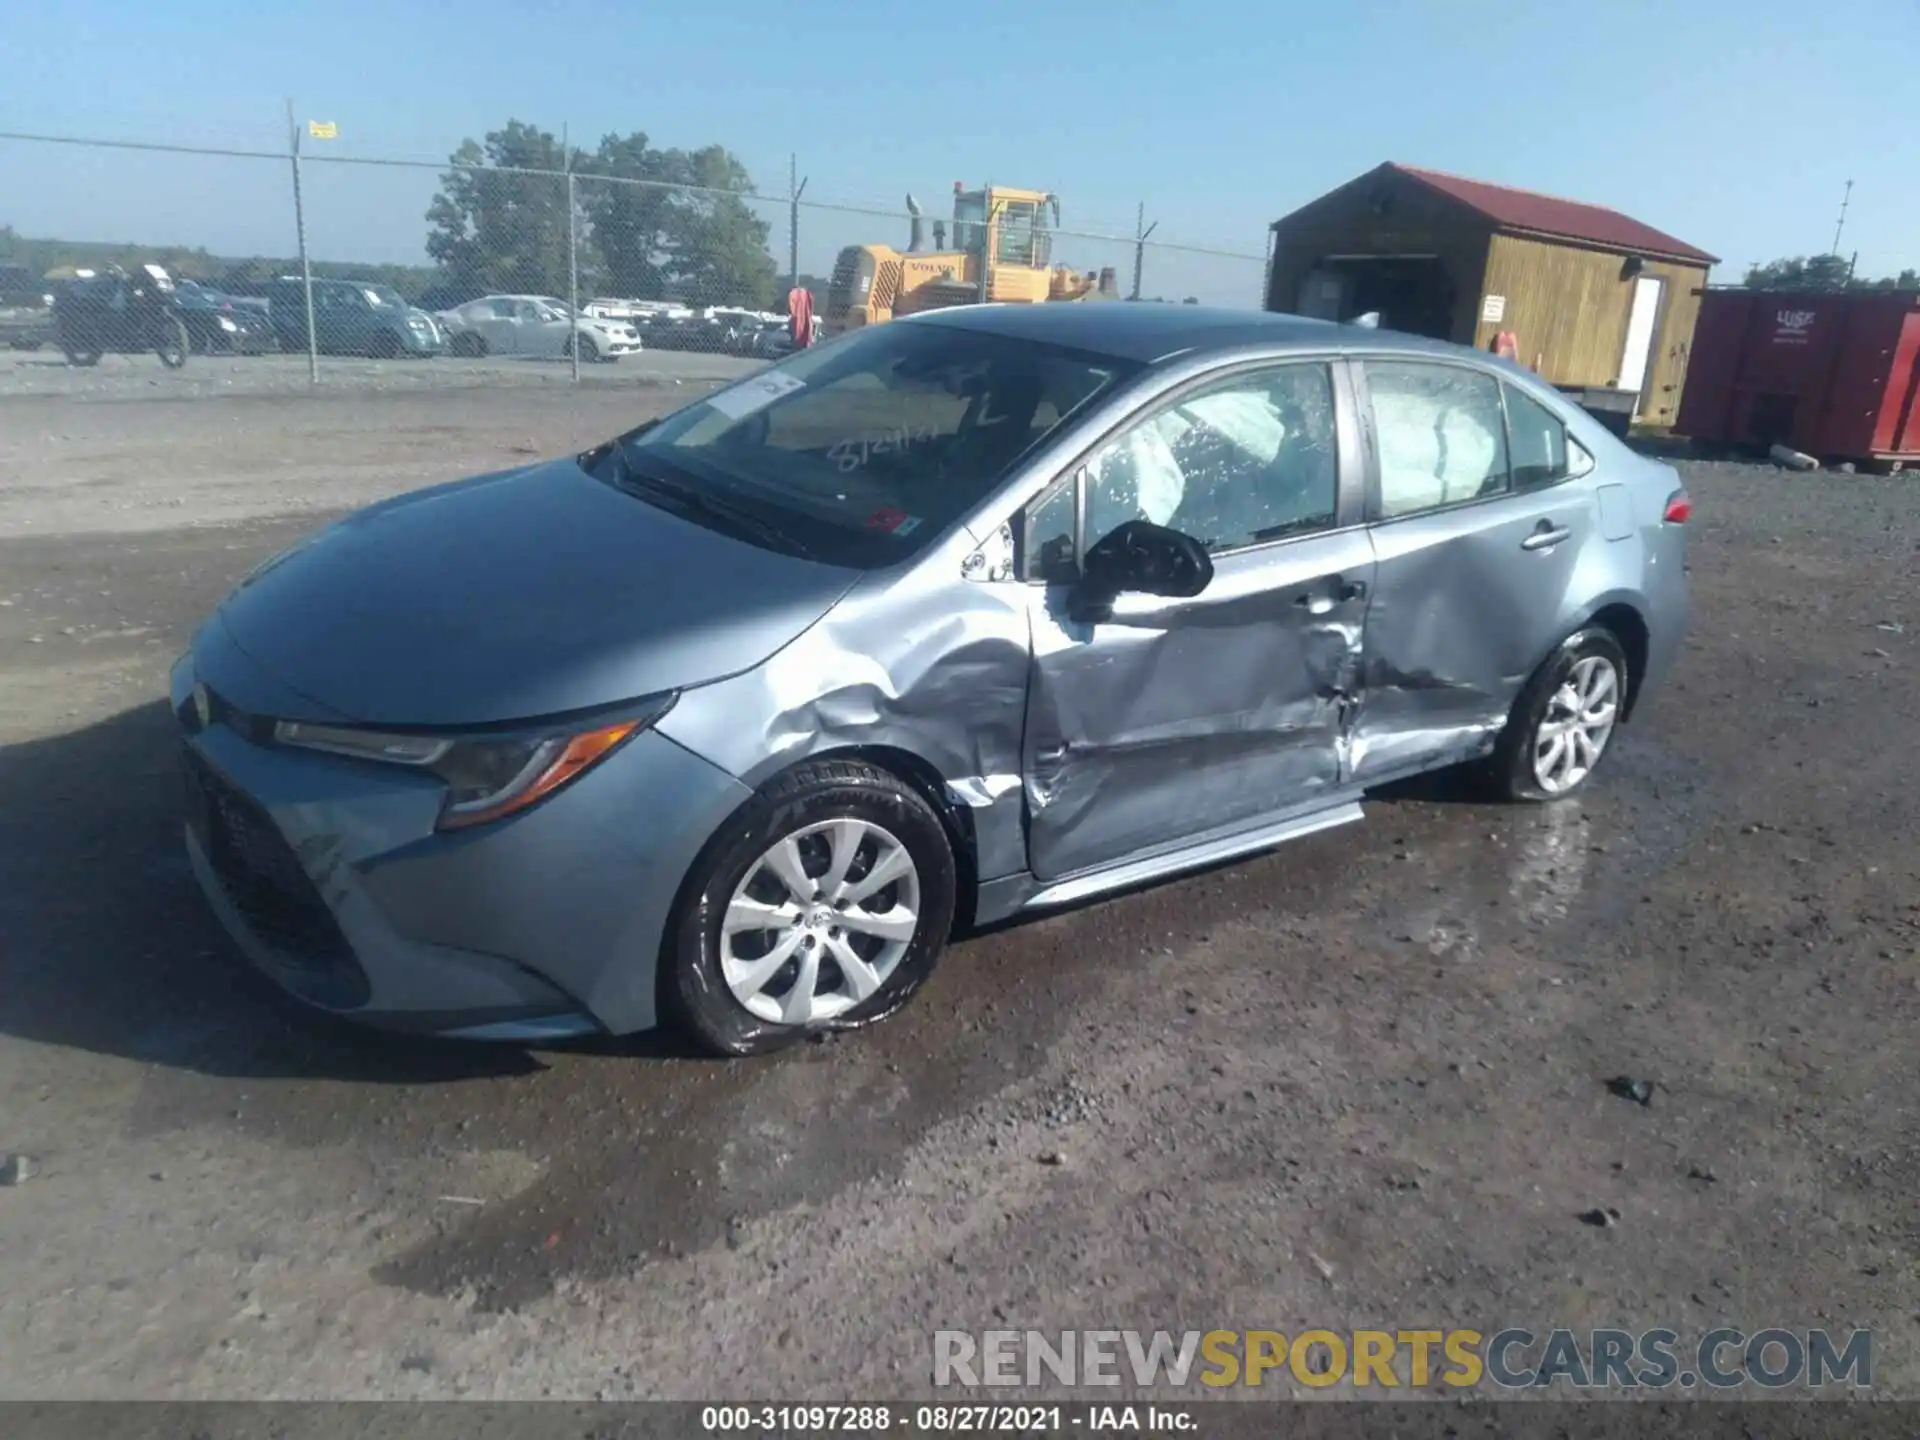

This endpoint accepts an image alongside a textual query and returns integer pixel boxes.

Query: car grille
[182,744,371,1008]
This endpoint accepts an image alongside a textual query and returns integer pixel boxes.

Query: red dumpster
[1674,289,1920,466]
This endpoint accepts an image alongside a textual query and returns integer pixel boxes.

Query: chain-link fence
[0,128,1269,394]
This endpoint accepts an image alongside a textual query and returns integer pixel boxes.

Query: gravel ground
[0,347,756,404]
[0,385,1915,1402]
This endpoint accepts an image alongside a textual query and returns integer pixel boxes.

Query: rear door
[1345,357,1597,783]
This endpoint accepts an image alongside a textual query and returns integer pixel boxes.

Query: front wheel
[1488,626,1629,802]
[665,759,958,1056]
[567,333,598,364]
[62,343,102,368]
[155,317,189,368]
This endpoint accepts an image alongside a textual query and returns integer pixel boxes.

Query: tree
[1744,253,1919,292]
[580,132,778,309]
[425,121,579,299]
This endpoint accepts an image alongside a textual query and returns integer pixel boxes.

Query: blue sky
[1,0,1913,304]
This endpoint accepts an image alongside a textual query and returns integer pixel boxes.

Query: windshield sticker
[705,370,806,420]
[862,507,922,536]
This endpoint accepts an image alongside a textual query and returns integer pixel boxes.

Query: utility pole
[565,122,579,383]
[1831,179,1853,256]
[1130,202,1157,301]
[788,155,807,293]
[286,100,318,386]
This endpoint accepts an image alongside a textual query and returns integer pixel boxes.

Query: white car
[437,295,641,362]
[582,297,690,323]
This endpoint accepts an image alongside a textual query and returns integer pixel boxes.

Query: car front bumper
[170,636,753,1038]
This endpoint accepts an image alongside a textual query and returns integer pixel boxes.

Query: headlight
[272,694,675,830]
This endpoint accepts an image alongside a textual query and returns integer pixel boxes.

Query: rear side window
[1366,362,1509,519]
[1504,384,1572,488]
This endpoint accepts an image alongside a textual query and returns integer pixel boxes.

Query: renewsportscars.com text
[933,1327,1872,1390]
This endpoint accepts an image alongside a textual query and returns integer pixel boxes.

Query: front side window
[611,321,1137,567]
[1504,383,1571,488]
[1366,361,1510,518]
[1080,363,1340,554]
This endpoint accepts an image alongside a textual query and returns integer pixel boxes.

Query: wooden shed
[1265,163,1719,427]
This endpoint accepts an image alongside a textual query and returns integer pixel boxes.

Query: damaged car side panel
[1343,357,1615,784]
[1020,531,1373,881]
[653,519,1037,888]
[1347,490,1596,781]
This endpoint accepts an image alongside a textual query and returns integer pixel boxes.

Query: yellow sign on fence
[307,120,337,140]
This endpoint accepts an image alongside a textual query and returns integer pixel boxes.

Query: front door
[1346,358,1598,783]
[1020,359,1373,882]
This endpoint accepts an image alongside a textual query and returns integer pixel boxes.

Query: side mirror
[1073,519,1213,619]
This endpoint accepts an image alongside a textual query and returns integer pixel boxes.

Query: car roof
[902,301,1490,367]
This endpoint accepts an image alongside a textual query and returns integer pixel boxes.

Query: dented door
[1346,358,1596,782]
[1021,534,1373,880]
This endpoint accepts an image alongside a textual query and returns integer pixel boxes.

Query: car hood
[215,457,860,726]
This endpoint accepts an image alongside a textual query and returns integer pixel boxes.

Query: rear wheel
[155,317,189,368]
[1489,627,1629,802]
[665,759,957,1056]
[62,343,102,368]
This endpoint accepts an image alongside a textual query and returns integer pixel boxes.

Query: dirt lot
[0,378,1915,1402]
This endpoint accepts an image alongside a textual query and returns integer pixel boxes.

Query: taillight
[1663,489,1692,524]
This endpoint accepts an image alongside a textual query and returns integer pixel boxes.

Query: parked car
[436,294,641,361]
[0,263,56,351]
[174,280,277,354]
[171,304,1690,1055]
[263,278,442,358]
[636,309,726,353]
[750,321,798,360]
[52,264,191,368]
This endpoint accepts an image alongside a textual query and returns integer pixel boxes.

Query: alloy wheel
[1532,655,1620,794]
[720,818,922,1025]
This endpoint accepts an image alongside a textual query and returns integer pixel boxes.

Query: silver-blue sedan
[172,303,1691,1054]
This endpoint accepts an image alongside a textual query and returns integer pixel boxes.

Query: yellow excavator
[821,183,1120,337]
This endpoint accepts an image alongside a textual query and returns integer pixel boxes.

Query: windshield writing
[614,322,1136,567]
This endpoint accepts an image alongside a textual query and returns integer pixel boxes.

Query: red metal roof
[1392,164,1719,266]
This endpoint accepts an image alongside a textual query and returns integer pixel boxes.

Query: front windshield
[607,321,1138,567]
[365,286,403,309]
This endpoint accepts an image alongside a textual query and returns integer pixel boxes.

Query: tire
[156,317,189,368]
[568,333,598,364]
[369,330,402,360]
[665,759,958,1056]
[1488,626,1630,803]
[62,344,102,368]
[450,331,486,358]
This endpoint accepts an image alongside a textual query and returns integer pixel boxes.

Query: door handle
[1292,576,1368,612]
[1522,524,1572,551]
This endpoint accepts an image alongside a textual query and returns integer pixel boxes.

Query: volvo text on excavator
[821,183,1119,337]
